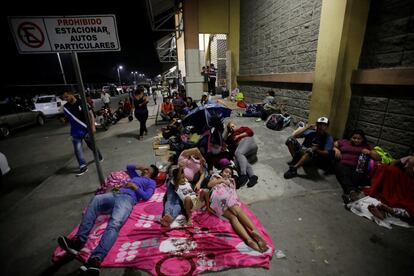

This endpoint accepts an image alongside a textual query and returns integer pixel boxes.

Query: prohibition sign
[17,22,45,48]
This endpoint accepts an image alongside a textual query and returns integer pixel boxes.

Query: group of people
[159,91,215,122]
[282,114,414,220]
[160,147,268,252]
[57,115,268,275]
[58,87,413,275]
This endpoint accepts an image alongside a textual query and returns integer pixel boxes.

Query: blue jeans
[76,192,135,261]
[163,181,182,219]
[72,134,102,168]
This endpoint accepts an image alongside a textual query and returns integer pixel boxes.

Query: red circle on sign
[17,22,45,48]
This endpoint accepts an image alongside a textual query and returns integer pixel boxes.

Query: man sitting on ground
[160,97,175,121]
[284,117,334,179]
[57,164,158,275]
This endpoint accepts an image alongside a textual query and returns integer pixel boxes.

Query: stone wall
[238,0,321,122]
[359,0,414,68]
[345,0,414,158]
[239,83,312,124]
[239,0,322,75]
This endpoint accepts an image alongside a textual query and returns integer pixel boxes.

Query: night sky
[2,2,173,91]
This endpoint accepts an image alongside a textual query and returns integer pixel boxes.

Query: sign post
[9,15,121,184]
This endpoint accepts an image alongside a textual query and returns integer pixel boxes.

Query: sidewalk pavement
[0,103,413,276]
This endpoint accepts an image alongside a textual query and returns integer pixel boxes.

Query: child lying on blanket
[174,166,210,226]
[207,167,268,252]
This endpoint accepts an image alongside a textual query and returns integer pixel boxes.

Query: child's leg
[184,197,194,225]
[229,205,268,252]
[199,189,210,210]
[223,209,260,252]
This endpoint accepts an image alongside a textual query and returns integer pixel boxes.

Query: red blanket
[365,165,414,217]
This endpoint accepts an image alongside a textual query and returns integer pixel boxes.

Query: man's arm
[126,164,141,178]
[315,136,334,157]
[135,181,155,201]
[89,109,96,133]
[293,124,314,139]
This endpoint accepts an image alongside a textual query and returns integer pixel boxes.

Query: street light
[131,71,138,83]
[117,65,123,85]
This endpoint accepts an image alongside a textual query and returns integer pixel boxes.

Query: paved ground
[0,94,130,212]
[0,98,413,276]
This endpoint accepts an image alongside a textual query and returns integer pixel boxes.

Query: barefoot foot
[160,214,173,227]
[368,204,386,220]
[251,230,268,252]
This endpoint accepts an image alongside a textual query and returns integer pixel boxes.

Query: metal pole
[71,52,105,184]
[57,53,67,85]
[117,68,121,85]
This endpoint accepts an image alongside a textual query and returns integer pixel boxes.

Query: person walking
[100,91,111,109]
[133,87,149,140]
[62,91,103,176]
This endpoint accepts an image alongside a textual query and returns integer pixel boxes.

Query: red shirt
[161,102,174,113]
[229,127,254,145]
[337,139,372,167]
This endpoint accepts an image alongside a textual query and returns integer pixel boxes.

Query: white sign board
[9,15,121,53]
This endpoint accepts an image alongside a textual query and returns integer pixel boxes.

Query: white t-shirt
[101,93,111,104]
[176,181,196,202]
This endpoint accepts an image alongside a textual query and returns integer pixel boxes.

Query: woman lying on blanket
[367,154,414,222]
[207,167,268,252]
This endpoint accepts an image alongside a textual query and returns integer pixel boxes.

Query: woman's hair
[150,165,159,179]
[224,121,235,140]
[135,86,145,95]
[268,90,275,97]
[172,167,179,180]
[220,166,234,177]
[350,129,367,144]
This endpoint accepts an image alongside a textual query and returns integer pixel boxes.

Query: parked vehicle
[0,103,45,138]
[102,84,118,96]
[0,152,10,185]
[0,152,10,176]
[33,95,66,117]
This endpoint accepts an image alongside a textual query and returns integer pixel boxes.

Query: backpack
[373,146,394,164]
[265,113,291,131]
[235,91,244,101]
[96,171,130,194]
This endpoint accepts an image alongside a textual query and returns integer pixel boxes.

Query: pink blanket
[53,186,274,275]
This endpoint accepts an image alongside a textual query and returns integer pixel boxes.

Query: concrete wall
[239,0,322,122]
[345,0,414,158]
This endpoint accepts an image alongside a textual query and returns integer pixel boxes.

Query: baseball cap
[316,117,329,124]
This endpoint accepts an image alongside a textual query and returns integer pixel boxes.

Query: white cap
[317,117,329,124]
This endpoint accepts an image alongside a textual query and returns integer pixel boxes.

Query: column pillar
[228,0,240,91]
[309,0,370,138]
[183,0,203,100]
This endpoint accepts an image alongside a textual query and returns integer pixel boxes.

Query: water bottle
[356,153,367,173]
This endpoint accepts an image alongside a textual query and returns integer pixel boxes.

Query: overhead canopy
[156,33,177,63]
[162,65,177,79]
[145,0,180,31]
